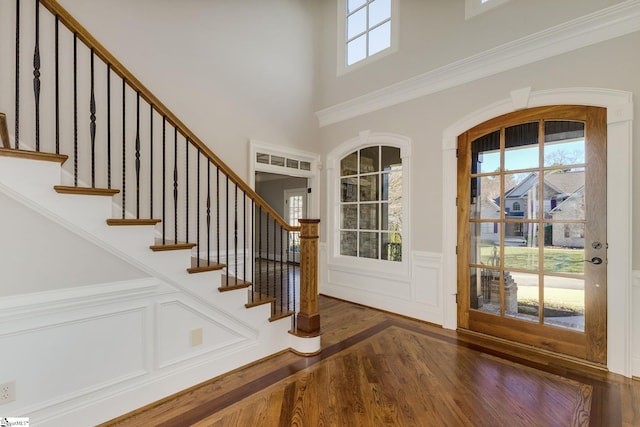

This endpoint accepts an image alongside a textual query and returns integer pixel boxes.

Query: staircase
[0,1,319,425]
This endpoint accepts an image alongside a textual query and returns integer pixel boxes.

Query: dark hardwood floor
[101,296,640,426]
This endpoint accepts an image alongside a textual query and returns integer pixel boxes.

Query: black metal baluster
[266,211,269,298]
[280,226,284,315]
[229,176,231,286]
[216,166,220,265]
[33,0,40,151]
[243,192,246,282]
[273,217,277,314]
[73,34,78,185]
[15,0,20,149]
[173,127,178,243]
[149,105,153,217]
[292,245,297,329]
[185,137,189,243]
[207,161,211,265]
[251,201,254,303]
[55,16,59,154]
[196,149,201,267]
[107,65,111,187]
[287,231,291,312]
[234,183,238,281]
[135,93,141,218]
[258,206,263,298]
[121,78,126,217]
[90,50,96,187]
[162,117,166,244]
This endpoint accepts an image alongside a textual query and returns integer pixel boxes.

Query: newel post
[296,219,321,334]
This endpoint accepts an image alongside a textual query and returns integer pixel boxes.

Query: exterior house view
[497,170,586,247]
[0,0,639,425]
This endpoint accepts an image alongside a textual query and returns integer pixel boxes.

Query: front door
[457,105,607,364]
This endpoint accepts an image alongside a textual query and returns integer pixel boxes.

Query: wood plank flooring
[102,296,640,426]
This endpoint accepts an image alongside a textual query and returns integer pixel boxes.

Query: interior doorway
[255,171,308,263]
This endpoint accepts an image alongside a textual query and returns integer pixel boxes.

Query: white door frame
[248,139,320,219]
[441,87,633,377]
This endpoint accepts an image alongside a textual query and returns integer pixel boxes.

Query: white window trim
[249,139,321,219]
[465,0,511,20]
[336,0,400,76]
[327,131,411,277]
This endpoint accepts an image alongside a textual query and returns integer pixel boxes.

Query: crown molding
[316,0,640,127]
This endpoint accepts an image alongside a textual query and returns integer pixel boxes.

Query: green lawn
[517,286,584,313]
[480,245,584,274]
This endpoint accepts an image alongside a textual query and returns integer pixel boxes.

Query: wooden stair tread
[187,261,226,274]
[54,185,120,196]
[245,297,276,309]
[218,275,252,292]
[150,242,196,252]
[269,311,295,322]
[0,148,68,163]
[107,218,161,226]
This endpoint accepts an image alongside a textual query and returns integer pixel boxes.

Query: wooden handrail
[0,113,9,148]
[38,0,298,232]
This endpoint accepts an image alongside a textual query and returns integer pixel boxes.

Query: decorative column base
[296,312,320,334]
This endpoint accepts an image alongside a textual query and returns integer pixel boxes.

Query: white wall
[317,30,640,258]
[315,0,627,108]
[0,192,148,296]
[56,0,319,178]
[315,0,640,376]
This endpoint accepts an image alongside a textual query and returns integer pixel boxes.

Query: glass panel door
[457,106,607,364]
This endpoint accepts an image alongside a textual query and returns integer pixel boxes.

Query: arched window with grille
[328,132,411,272]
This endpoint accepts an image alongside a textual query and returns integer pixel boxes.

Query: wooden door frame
[441,87,634,377]
[456,105,607,364]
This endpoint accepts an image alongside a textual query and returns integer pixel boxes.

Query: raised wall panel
[157,300,251,368]
[0,304,147,415]
[412,252,442,308]
[322,250,443,324]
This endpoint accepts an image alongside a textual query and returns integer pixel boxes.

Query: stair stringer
[0,154,314,426]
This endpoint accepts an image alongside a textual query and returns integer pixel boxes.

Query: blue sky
[479,140,585,173]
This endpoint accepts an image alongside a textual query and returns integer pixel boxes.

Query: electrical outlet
[0,381,16,404]
[191,328,203,346]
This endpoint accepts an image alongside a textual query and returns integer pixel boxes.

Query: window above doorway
[337,0,398,74]
[465,0,510,20]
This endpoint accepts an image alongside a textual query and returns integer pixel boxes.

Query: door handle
[584,257,603,265]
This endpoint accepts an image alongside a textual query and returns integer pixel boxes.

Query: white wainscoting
[320,244,443,325]
[633,270,640,378]
[0,277,277,426]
